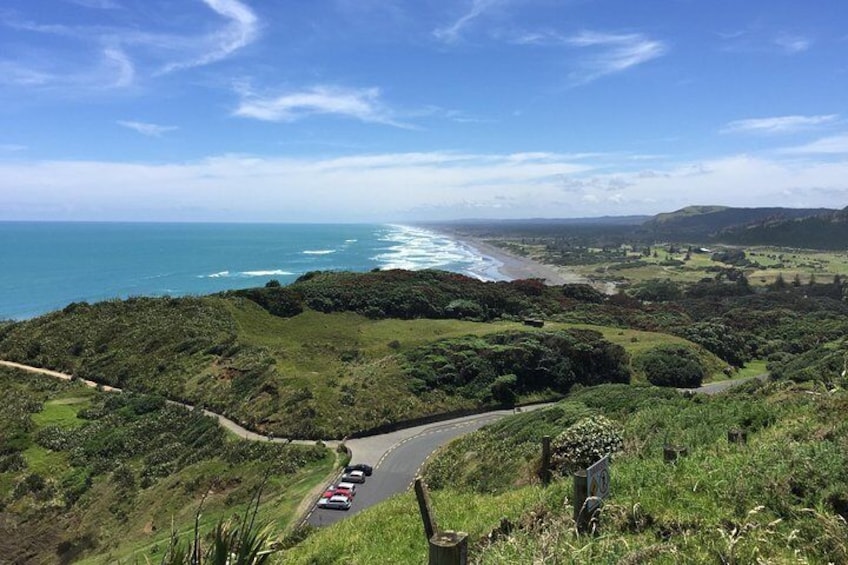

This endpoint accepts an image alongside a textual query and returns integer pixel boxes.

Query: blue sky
[1,0,847,222]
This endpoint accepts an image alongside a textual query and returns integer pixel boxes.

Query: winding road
[1,359,766,528]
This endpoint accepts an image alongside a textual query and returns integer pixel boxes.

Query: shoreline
[433,227,589,286]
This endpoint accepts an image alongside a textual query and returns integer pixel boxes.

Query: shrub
[551,415,623,474]
[636,345,707,388]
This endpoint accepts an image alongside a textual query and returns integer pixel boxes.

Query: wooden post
[414,477,437,542]
[428,531,468,565]
[663,444,688,462]
[540,435,552,487]
[727,429,747,444]
[573,470,589,533]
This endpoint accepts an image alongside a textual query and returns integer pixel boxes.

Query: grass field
[223,301,727,396]
[491,239,848,287]
[280,381,848,564]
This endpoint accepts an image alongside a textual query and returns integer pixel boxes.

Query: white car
[336,482,357,497]
[322,494,352,510]
[341,470,366,483]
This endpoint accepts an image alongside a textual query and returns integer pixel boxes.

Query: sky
[1,0,847,222]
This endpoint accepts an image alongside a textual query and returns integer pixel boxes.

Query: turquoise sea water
[0,223,505,320]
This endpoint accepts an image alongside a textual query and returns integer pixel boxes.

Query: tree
[637,345,706,388]
[490,374,518,406]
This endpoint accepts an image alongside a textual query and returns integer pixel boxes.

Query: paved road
[305,405,550,527]
[682,374,769,395]
[3,358,767,528]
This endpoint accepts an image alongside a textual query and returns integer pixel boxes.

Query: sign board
[585,455,610,512]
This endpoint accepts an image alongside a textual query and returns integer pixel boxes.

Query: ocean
[0,222,506,320]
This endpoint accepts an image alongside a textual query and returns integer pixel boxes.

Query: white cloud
[722,114,839,134]
[103,47,135,87]
[117,121,178,137]
[566,31,667,84]
[774,33,812,54]
[0,152,593,221]
[2,151,847,222]
[3,0,259,90]
[433,0,503,44]
[779,134,848,155]
[66,0,121,8]
[234,85,411,128]
[0,61,53,86]
[161,0,259,73]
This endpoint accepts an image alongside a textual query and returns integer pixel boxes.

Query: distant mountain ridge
[716,206,848,249]
[639,205,835,242]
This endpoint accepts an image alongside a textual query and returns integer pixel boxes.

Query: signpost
[585,454,610,512]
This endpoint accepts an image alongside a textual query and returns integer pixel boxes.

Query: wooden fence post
[415,477,467,565]
[572,470,589,533]
[727,428,747,444]
[540,435,552,487]
[414,477,437,542]
[428,531,468,565]
[663,444,688,462]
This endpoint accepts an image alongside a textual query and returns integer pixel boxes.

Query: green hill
[282,380,848,564]
[0,271,731,440]
[640,205,833,242]
[717,206,848,249]
[0,367,331,565]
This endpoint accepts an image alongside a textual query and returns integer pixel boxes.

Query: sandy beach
[442,230,589,286]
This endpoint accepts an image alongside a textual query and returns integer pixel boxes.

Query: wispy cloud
[103,47,134,87]
[433,0,503,44]
[3,0,259,91]
[4,150,848,221]
[161,0,259,73]
[66,0,121,9]
[0,61,53,87]
[234,85,411,128]
[779,134,848,155]
[774,33,812,54]
[720,28,814,55]
[722,114,838,134]
[117,120,178,137]
[0,144,28,152]
[565,31,667,84]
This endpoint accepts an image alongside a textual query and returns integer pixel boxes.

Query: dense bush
[289,270,575,320]
[550,415,624,474]
[632,279,682,302]
[678,321,753,366]
[403,329,630,401]
[226,287,304,318]
[635,345,706,388]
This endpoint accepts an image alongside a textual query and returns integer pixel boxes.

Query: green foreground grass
[281,381,848,564]
[0,369,337,565]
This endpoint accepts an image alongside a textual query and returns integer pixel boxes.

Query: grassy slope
[1,295,724,439]
[281,381,848,564]
[0,368,334,565]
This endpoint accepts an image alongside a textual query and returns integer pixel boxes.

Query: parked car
[322,494,352,510]
[344,463,373,476]
[335,482,357,497]
[341,470,366,483]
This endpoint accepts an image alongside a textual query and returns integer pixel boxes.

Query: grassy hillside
[640,205,833,242]
[281,380,848,564]
[0,280,726,439]
[718,206,848,249]
[0,367,332,565]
